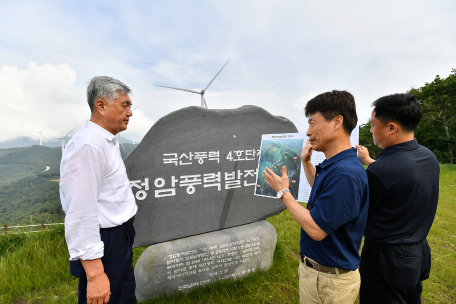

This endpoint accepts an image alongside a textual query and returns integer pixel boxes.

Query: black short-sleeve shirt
[364,139,439,244]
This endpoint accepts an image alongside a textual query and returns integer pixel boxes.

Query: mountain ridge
[0,143,138,225]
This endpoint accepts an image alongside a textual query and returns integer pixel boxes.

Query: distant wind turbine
[154,60,230,108]
[31,125,47,146]
[57,126,79,154]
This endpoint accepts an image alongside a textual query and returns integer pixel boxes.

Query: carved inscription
[164,236,261,291]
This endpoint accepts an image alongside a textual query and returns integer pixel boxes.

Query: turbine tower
[31,125,48,146]
[154,60,230,108]
[58,126,79,154]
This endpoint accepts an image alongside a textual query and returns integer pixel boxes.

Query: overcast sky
[1,0,455,144]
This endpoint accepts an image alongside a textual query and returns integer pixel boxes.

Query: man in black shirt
[356,93,439,304]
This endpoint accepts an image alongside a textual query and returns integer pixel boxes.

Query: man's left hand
[263,166,289,193]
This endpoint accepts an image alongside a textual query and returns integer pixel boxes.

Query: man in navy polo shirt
[356,93,439,304]
[264,90,368,304]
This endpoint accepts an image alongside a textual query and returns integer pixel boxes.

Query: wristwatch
[276,188,290,199]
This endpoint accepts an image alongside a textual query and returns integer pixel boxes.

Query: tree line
[359,68,456,164]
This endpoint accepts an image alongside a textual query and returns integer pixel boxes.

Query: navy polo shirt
[300,148,369,270]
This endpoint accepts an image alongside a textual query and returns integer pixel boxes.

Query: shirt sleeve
[366,169,387,214]
[60,144,105,261]
[309,175,361,234]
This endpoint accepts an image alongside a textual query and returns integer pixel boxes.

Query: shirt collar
[318,147,358,169]
[85,120,117,143]
[378,138,419,157]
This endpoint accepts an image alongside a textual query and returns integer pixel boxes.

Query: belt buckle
[300,254,315,269]
[300,254,346,275]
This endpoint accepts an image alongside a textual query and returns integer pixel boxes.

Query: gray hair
[87,76,132,111]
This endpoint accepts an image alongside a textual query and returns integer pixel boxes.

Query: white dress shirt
[60,120,137,261]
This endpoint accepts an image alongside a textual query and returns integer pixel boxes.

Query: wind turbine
[57,126,79,154]
[31,125,47,146]
[154,60,230,108]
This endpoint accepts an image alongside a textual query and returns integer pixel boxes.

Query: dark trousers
[359,238,431,304]
[70,222,136,304]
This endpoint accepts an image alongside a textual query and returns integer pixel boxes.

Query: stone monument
[125,105,298,300]
[134,220,277,301]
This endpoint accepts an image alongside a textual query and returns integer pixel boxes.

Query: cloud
[292,93,317,111]
[152,60,206,88]
[0,62,154,143]
[0,62,85,143]
[0,1,455,144]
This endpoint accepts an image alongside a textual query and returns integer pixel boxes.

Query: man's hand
[356,144,375,166]
[86,272,110,304]
[301,139,316,187]
[264,165,328,241]
[263,166,289,193]
[80,259,110,304]
[301,139,313,164]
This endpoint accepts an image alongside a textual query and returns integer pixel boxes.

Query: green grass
[1,165,455,303]
[421,164,456,303]
[0,226,75,304]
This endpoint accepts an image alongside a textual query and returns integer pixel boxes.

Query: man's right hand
[301,139,316,187]
[81,259,110,304]
[87,272,110,304]
[301,139,313,164]
[356,144,375,166]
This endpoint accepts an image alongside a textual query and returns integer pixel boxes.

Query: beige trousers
[298,258,360,304]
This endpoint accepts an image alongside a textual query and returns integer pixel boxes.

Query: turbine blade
[154,85,200,94]
[64,125,80,138]
[40,124,48,133]
[203,95,208,108]
[204,59,230,91]
[132,105,139,111]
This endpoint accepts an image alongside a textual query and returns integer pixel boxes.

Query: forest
[359,69,456,164]
[0,143,137,226]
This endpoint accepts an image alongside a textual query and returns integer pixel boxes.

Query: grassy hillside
[0,165,454,304]
[0,143,137,226]
[0,146,61,186]
[0,176,62,225]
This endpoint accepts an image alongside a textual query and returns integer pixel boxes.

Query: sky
[1,0,455,145]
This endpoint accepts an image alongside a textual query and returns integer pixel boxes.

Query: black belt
[300,253,351,275]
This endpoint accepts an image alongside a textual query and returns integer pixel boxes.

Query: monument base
[135,220,277,301]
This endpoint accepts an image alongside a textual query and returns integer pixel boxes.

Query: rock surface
[135,220,277,301]
[125,105,298,247]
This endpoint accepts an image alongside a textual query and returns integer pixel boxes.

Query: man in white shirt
[60,76,138,304]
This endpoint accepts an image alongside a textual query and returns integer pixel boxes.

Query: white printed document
[254,128,359,202]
